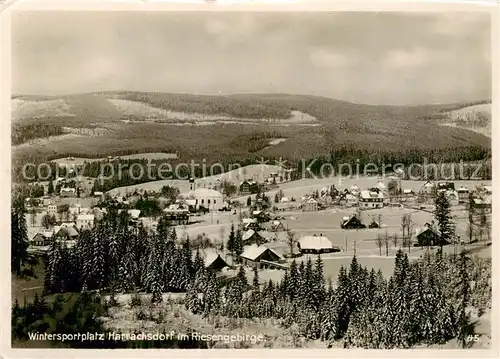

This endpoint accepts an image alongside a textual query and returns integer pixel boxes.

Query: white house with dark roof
[76,214,95,230]
[298,235,338,254]
[359,190,384,209]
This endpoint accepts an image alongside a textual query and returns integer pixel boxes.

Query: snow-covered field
[100,292,324,348]
[110,99,318,125]
[12,98,74,119]
[447,104,491,121]
[107,164,285,197]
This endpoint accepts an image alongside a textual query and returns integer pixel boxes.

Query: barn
[240,245,283,269]
[341,214,365,229]
[416,225,449,247]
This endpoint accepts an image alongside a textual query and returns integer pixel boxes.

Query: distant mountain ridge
[11,91,491,169]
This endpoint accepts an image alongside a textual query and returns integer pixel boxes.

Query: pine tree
[290,260,303,302]
[456,250,472,347]
[234,229,244,260]
[171,228,178,242]
[48,180,54,195]
[252,265,260,289]
[334,266,351,339]
[298,258,314,306]
[202,270,220,316]
[390,250,412,348]
[44,240,63,293]
[227,223,236,256]
[311,255,326,309]
[236,265,248,289]
[347,256,363,314]
[247,196,252,207]
[147,236,165,303]
[11,202,29,276]
[435,191,454,249]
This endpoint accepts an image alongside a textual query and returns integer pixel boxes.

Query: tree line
[12,122,64,146]
[186,250,490,349]
[300,145,491,180]
[11,197,491,349]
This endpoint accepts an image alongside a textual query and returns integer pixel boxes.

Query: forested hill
[11,92,491,174]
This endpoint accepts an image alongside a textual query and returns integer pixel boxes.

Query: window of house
[214,200,216,204]
[208,199,211,205]
[201,199,204,204]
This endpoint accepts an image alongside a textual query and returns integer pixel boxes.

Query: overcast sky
[12,11,491,105]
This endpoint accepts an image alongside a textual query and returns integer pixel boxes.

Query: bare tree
[468,223,474,244]
[42,213,57,229]
[392,232,399,248]
[401,234,409,252]
[286,229,296,257]
[401,214,408,239]
[376,233,383,256]
[383,230,390,256]
[29,209,37,227]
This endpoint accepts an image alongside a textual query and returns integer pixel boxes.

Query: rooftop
[241,245,282,261]
[299,236,333,250]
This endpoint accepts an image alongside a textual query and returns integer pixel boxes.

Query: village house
[194,250,230,272]
[181,188,224,211]
[76,214,95,230]
[302,197,319,212]
[252,210,271,223]
[205,253,229,272]
[239,180,259,195]
[242,229,267,246]
[415,224,448,247]
[53,223,79,240]
[456,186,469,204]
[60,187,77,197]
[437,182,455,192]
[422,180,435,194]
[163,204,190,225]
[270,220,286,232]
[402,189,415,197]
[368,219,380,229]
[473,197,492,213]
[240,245,284,269]
[344,193,359,207]
[341,214,366,229]
[298,234,339,254]
[31,230,53,247]
[359,190,384,209]
[47,204,57,214]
